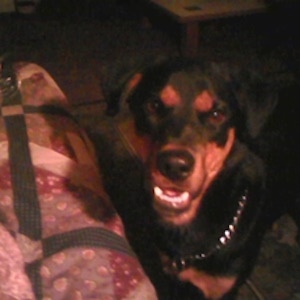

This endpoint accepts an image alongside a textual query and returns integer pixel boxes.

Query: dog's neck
[159,188,248,275]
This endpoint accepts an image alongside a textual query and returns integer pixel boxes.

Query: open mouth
[153,186,191,211]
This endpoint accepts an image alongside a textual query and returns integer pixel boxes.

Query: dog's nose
[157,150,195,181]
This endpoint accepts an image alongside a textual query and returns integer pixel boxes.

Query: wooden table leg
[181,22,199,58]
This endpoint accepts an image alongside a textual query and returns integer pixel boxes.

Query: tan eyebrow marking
[129,73,142,90]
[194,90,214,112]
[160,85,181,107]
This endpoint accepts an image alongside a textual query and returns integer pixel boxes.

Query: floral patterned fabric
[0,62,157,300]
[0,223,35,300]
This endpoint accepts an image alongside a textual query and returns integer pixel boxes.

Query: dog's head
[113,58,276,227]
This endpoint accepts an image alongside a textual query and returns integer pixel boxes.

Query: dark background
[1,0,299,106]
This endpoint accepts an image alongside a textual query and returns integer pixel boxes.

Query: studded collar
[162,189,249,274]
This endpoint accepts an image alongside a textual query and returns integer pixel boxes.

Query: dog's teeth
[181,192,189,201]
[154,186,163,197]
[154,187,189,205]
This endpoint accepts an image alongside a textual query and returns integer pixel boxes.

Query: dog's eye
[146,97,164,114]
[208,109,226,124]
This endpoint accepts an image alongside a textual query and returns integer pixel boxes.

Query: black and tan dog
[100,57,299,299]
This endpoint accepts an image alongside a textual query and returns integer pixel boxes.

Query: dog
[100,57,299,299]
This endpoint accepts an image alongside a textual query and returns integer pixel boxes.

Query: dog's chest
[160,251,237,300]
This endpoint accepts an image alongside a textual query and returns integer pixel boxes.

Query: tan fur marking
[204,128,235,179]
[123,73,143,103]
[194,90,214,112]
[179,268,237,299]
[128,73,142,90]
[160,85,181,106]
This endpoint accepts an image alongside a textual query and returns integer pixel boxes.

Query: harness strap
[1,75,43,297]
[42,227,136,258]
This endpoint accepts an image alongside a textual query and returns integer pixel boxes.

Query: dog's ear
[103,68,143,116]
[120,72,143,103]
[107,72,144,116]
[102,55,169,116]
[226,65,278,139]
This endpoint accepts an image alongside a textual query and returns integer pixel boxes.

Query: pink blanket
[0,62,157,300]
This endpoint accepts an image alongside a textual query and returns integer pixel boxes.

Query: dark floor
[1,1,300,299]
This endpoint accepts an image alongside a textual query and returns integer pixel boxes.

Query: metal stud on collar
[169,189,249,273]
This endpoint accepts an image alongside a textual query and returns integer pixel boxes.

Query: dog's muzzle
[157,149,195,181]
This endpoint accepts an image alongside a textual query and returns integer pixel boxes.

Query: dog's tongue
[154,186,190,209]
